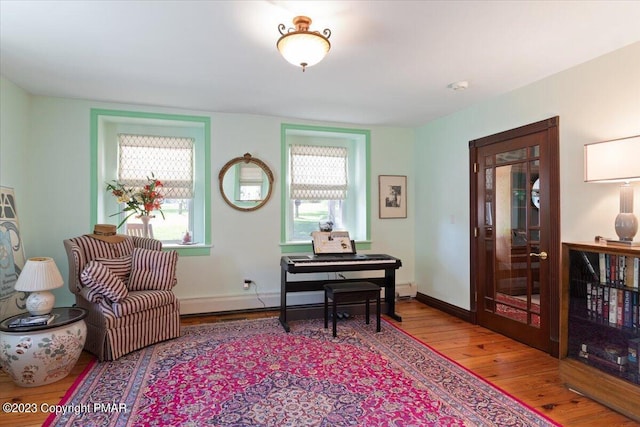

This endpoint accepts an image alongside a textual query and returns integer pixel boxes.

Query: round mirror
[219,153,274,211]
[531,178,540,209]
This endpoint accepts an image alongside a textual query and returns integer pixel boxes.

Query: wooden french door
[470,118,561,355]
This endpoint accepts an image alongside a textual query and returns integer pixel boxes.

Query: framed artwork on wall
[0,186,27,319]
[379,175,407,219]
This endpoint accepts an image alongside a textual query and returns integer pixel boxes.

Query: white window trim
[90,109,211,256]
[280,123,371,252]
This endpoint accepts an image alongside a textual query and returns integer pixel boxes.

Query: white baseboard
[179,291,322,315]
[179,283,416,315]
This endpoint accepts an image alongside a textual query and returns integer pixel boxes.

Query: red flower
[106,173,165,228]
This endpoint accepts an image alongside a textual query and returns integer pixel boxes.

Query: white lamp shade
[584,135,640,183]
[277,32,330,68]
[14,257,64,292]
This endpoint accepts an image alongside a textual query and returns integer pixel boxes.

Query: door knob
[529,251,548,260]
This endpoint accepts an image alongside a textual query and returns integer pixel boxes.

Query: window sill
[163,243,212,256]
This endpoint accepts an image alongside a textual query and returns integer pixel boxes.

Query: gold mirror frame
[218,153,275,212]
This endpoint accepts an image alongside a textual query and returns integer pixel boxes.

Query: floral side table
[0,307,87,387]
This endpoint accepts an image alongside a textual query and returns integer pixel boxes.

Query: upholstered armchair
[63,233,180,361]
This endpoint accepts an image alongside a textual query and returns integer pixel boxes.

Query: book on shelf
[579,350,627,372]
[628,338,640,374]
[624,289,633,328]
[617,288,624,327]
[597,253,639,288]
[583,282,640,328]
[581,343,628,365]
[609,285,618,325]
[8,313,56,328]
[631,289,638,329]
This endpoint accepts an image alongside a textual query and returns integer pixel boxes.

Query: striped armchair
[64,235,180,361]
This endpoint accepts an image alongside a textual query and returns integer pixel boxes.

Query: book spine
[624,290,633,328]
[609,286,618,326]
[625,256,635,288]
[599,253,606,284]
[633,291,639,329]
[617,289,624,327]
[602,286,609,324]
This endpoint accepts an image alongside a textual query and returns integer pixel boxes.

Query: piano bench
[324,281,381,337]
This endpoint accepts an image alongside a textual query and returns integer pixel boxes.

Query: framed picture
[379,175,407,219]
[0,186,28,319]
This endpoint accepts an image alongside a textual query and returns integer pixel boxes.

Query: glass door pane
[487,147,540,328]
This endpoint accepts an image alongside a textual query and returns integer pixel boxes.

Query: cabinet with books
[560,242,640,421]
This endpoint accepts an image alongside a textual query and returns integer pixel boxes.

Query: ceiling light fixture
[448,81,469,91]
[277,16,331,72]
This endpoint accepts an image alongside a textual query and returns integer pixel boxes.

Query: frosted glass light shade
[278,33,330,68]
[277,16,331,71]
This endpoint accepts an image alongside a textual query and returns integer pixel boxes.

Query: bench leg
[365,298,370,324]
[324,292,328,329]
[332,299,337,337]
[376,295,381,332]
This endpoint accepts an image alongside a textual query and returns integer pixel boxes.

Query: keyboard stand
[279,255,402,332]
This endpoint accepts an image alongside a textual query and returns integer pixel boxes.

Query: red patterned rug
[45,317,558,426]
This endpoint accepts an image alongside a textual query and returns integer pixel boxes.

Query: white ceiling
[1,1,639,127]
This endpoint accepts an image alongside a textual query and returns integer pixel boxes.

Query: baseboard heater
[395,282,417,300]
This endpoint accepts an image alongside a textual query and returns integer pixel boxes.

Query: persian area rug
[45,317,558,426]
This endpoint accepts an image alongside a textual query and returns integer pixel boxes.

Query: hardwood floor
[1,299,636,426]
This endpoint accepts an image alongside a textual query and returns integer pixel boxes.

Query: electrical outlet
[243,279,251,290]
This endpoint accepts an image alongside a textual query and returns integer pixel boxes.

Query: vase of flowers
[106,173,165,237]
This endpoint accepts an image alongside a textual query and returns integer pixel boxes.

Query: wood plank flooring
[1,299,636,426]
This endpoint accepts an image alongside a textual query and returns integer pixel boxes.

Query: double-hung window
[281,124,370,251]
[91,109,211,254]
[117,133,194,241]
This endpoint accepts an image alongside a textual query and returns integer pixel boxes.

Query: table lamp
[584,135,640,243]
[14,257,64,316]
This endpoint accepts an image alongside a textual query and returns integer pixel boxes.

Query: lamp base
[604,238,640,247]
[615,212,638,241]
[25,291,56,316]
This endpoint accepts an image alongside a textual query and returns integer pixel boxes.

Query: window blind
[118,134,194,198]
[290,144,348,200]
[239,163,264,183]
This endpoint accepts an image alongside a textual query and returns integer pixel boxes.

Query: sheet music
[311,231,354,254]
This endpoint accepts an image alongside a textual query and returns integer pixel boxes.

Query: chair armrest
[132,236,162,251]
[64,239,86,294]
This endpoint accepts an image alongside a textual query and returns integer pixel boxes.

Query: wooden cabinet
[560,242,640,421]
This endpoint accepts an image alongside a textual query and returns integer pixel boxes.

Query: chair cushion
[109,290,177,317]
[128,247,178,291]
[80,260,129,302]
